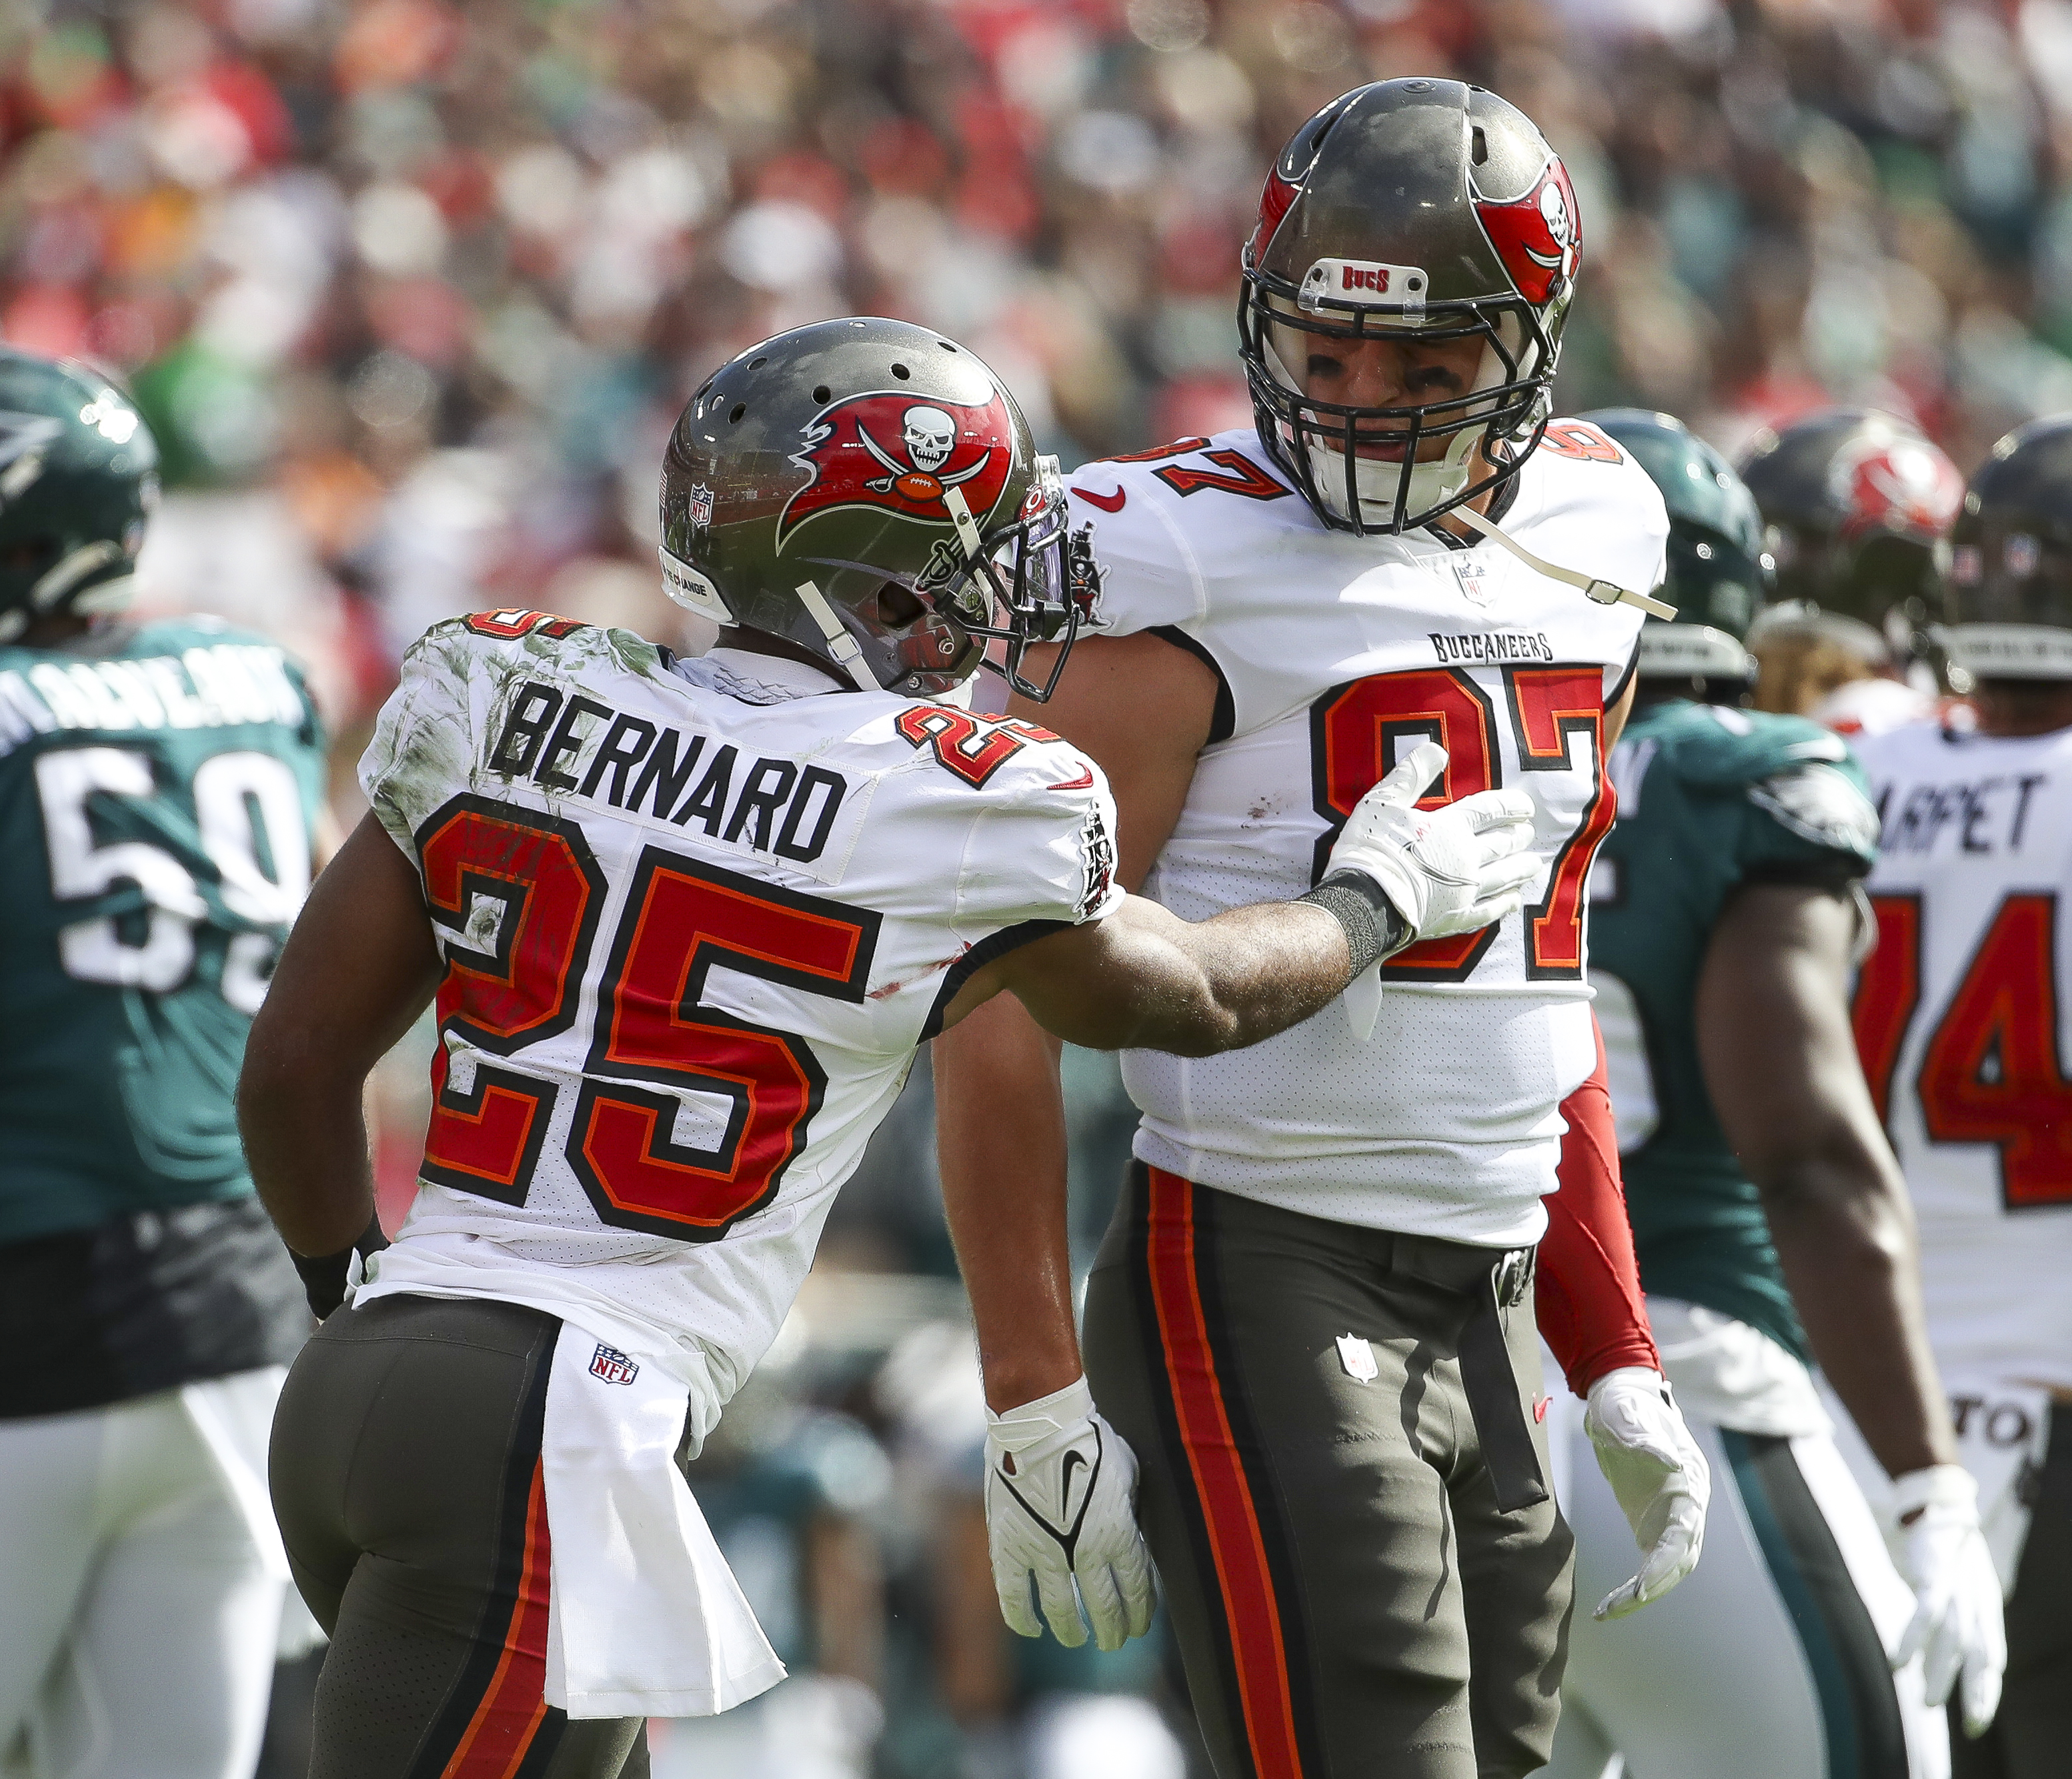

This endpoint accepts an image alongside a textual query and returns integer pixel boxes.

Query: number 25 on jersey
[414,795,880,1242]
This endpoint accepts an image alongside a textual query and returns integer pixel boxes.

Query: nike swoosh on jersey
[1072,485,1126,512]
[1048,763,1095,791]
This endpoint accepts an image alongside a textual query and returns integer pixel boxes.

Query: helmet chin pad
[1303,427,1482,525]
[1259,323,1524,529]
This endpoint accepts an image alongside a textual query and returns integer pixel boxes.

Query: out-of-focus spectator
[19,0,2072,779]
[37,1,2072,1770]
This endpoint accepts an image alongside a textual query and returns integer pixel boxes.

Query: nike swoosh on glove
[1324,739,1540,947]
[1585,1366,1711,1620]
[984,1376,1156,1652]
[1891,1464,2005,1737]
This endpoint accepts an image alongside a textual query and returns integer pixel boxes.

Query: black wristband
[289,1213,391,1322]
[1297,871,1411,976]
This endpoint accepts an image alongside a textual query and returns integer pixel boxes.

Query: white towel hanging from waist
[540,1322,785,1719]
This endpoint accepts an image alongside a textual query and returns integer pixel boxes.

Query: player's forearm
[1759,1146,1957,1476]
[238,814,441,1257]
[1032,897,1355,1056]
[238,1048,379,1256]
[934,994,1082,1411]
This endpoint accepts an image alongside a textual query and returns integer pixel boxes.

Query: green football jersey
[1589,698,1880,1362]
[0,618,325,1242]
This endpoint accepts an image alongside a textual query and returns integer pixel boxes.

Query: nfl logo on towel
[590,1343,640,1386]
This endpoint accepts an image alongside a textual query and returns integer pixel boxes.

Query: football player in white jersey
[237,318,1544,1779]
[1849,414,2072,1779]
[1552,409,2003,1779]
[934,81,1711,1778]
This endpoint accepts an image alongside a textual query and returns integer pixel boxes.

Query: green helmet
[0,349,159,645]
[1585,408,1772,685]
[659,317,1098,701]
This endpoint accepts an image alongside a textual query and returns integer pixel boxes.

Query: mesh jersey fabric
[0,617,326,1241]
[353,620,1120,1417]
[1850,715,2072,1392]
[1064,423,1663,1244]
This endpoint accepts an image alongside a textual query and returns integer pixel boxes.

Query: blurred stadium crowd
[9,0,2072,1774]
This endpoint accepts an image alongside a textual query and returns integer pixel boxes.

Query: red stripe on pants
[442,1461,554,1778]
[1144,1168,1306,1779]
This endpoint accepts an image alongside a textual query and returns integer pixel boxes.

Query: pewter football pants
[0,1370,289,1779]
[1082,1165,1574,1779]
[269,1294,648,1779]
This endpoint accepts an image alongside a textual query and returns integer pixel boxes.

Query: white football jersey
[1851,716,2072,1392]
[1070,423,1663,1246]
[353,614,1119,1416]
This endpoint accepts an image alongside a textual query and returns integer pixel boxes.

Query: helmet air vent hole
[892,362,910,379]
[813,385,831,405]
[728,403,746,423]
[750,355,767,369]
[1470,127,1487,165]
[938,339,956,351]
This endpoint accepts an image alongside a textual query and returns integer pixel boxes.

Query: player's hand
[1326,740,1539,946]
[984,1376,1156,1652]
[1890,1464,2005,1737]
[1584,1366,1711,1620]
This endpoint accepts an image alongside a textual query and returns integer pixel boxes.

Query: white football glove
[1325,739,1540,945]
[1890,1464,2005,1737]
[984,1377,1156,1652]
[1585,1366,1711,1620]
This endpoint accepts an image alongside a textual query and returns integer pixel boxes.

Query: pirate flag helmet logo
[778,389,1018,550]
[1470,155,1581,309]
[658,317,1102,703]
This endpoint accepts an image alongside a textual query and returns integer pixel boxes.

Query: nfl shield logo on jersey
[590,1343,640,1386]
[688,483,714,532]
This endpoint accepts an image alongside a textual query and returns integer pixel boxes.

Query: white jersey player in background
[1848,414,2072,1779]
[936,81,1711,1779]
[237,318,1546,1779]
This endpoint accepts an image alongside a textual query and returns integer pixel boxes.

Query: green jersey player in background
[0,349,329,1779]
[1545,411,2002,1779]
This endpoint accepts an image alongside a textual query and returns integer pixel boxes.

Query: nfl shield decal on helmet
[688,482,714,531]
[778,388,1016,550]
[1471,156,1581,306]
[590,1343,640,1386]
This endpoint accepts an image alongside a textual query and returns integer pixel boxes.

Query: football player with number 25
[239,317,1543,1779]
[935,81,1709,1778]
[1849,416,2072,1778]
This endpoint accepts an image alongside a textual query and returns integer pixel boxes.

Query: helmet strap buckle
[794,579,882,693]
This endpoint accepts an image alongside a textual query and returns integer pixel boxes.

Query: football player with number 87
[935,79,1712,1779]
[240,317,1542,1779]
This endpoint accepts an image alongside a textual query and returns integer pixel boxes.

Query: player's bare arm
[941,885,1353,1054]
[239,813,441,1261]
[936,630,1216,1410]
[1697,881,1955,1477]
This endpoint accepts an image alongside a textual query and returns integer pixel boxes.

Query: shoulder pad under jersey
[1652,703,1852,792]
[1063,429,1296,638]
[1523,419,1673,605]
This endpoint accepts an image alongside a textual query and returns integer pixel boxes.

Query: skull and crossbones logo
[858,403,990,502]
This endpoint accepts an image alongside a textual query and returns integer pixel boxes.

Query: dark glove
[290,1214,390,1321]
